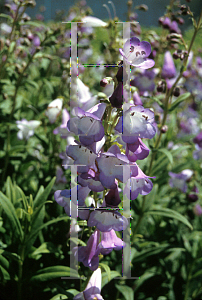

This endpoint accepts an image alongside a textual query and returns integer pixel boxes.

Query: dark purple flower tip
[161,51,176,79]
[105,182,121,207]
[169,21,181,33]
[126,138,150,162]
[193,131,202,148]
[109,82,123,108]
[78,169,105,192]
[187,194,198,202]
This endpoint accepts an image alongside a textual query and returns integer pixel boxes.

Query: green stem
[18,244,25,300]
[184,262,194,300]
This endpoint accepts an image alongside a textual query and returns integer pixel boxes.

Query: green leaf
[133,269,156,292]
[0,192,23,240]
[132,245,169,263]
[169,92,191,112]
[30,266,80,282]
[158,148,173,164]
[49,295,68,300]
[101,271,121,288]
[25,80,39,91]
[115,284,134,300]
[146,206,193,230]
[69,237,86,246]
[0,254,9,270]
[0,13,13,21]
[99,263,111,282]
[26,215,69,243]
[33,177,55,209]
[0,265,10,280]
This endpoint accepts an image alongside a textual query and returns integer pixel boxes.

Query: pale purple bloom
[96,144,129,189]
[115,105,156,144]
[119,37,155,69]
[162,51,176,79]
[53,109,70,138]
[98,229,125,255]
[32,35,40,47]
[66,143,97,173]
[126,138,150,162]
[54,185,90,219]
[67,103,106,146]
[16,119,41,140]
[78,169,105,192]
[131,69,156,93]
[55,166,67,184]
[123,163,153,200]
[88,210,128,232]
[133,91,143,105]
[75,229,100,271]
[169,169,193,193]
[193,204,202,216]
[73,268,104,300]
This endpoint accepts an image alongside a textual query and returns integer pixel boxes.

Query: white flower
[16,119,41,140]
[81,16,107,27]
[0,23,12,35]
[45,98,63,123]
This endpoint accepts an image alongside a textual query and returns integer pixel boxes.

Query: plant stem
[18,244,25,300]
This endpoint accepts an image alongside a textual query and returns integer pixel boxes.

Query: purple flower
[119,37,155,69]
[169,169,193,193]
[131,69,156,93]
[88,210,128,232]
[123,163,153,200]
[75,229,100,271]
[133,91,143,105]
[169,21,180,34]
[78,169,105,192]
[53,109,70,138]
[193,204,202,216]
[98,229,125,255]
[54,185,90,219]
[32,35,40,47]
[115,105,156,144]
[73,268,104,300]
[193,131,202,148]
[67,103,106,146]
[66,143,97,173]
[162,51,176,79]
[55,166,67,184]
[126,138,150,162]
[193,145,202,160]
[109,82,123,108]
[96,144,129,189]
[105,181,121,207]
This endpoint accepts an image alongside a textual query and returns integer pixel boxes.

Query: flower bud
[173,87,180,97]
[100,78,109,87]
[187,194,198,202]
[157,80,166,93]
[161,125,168,133]
[136,4,148,11]
[5,39,10,47]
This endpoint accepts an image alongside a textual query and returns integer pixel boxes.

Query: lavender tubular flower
[119,37,155,69]
[73,268,104,300]
[115,105,156,144]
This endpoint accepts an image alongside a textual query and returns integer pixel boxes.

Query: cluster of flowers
[53,37,156,277]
